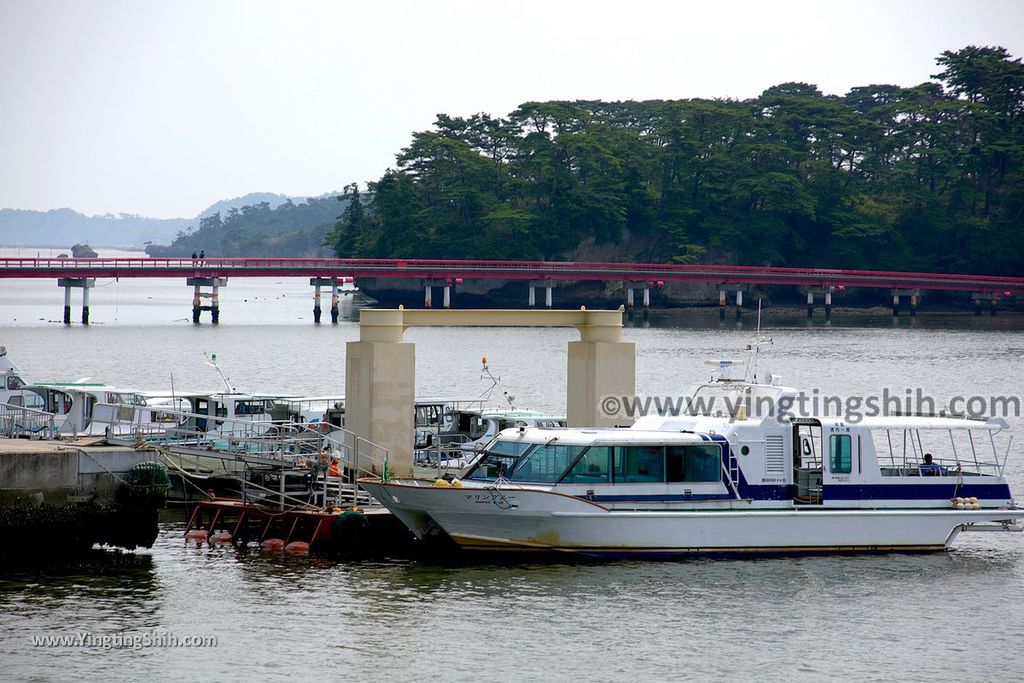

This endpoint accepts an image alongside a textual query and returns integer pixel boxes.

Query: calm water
[1,250,1024,681]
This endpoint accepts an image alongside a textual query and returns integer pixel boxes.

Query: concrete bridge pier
[58,278,95,325]
[424,282,432,308]
[891,288,919,317]
[719,289,727,320]
[806,291,814,319]
[824,289,833,321]
[443,284,451,309]
[972,293,998,316]
[331,280,340,323]
[311,277,339,324]
[545,285,553,308]
[528,285,536,307]
[626,286,634,309]
[187,277,227,324]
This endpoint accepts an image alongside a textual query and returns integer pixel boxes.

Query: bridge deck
[0,257,1021,293]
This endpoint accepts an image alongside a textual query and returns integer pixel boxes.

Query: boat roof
[495,426,705,446]
[483,410,565,419]
[857,416,1008,431]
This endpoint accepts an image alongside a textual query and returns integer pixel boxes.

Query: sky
[1,0,1023,219]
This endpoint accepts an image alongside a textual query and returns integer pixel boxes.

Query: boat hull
[359,479,1021,558]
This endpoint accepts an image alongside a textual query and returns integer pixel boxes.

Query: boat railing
[0,401,57,439]
[93,402,390,506]
[875,427,1010,478]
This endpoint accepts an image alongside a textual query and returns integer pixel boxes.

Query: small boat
[361,340,1022,558]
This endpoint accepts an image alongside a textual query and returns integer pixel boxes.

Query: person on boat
[920,453,946,476]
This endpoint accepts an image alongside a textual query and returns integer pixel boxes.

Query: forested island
[153,47,1023,278]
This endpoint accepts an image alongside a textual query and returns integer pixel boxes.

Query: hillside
[327,46,1024,276]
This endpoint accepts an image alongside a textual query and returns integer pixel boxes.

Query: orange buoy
[284,541,310,554]
[185,529,209,542]
[261,538,286,551]
[209,532,232,544]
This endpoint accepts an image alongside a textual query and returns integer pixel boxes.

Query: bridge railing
[1,257,1022,291]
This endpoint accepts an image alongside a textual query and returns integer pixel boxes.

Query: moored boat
[360,343,1021,558]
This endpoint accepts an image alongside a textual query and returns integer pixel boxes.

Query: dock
[0,437,169,558]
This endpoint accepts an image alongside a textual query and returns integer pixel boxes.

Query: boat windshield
[508,443,588,483]
[464,440,535,480]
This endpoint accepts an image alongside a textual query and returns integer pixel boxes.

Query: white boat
[361,342,1021,558]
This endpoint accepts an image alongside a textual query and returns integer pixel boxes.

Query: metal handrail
[0,401,57,439]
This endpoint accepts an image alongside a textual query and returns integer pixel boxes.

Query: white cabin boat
[361,346,1021,558]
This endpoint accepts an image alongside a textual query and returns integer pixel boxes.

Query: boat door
[791,418,822,504]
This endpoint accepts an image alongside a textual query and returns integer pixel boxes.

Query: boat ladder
[723,446,742,499]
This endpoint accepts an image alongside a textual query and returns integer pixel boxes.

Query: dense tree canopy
[326,46,1024,275]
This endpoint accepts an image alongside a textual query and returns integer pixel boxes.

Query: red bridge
[1,257,1019,324]
[1,256,1022,292]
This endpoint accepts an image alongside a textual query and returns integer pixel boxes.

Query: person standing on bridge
[198,249,205,266]
[191,250,197,265]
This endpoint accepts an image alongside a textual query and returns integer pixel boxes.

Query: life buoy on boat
[261,538,285,551]
[284,541,310,554]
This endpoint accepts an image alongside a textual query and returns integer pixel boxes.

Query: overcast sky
[2,0,1022,219]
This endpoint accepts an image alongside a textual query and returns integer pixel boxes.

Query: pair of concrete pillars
[624,286,650,308]
[58,278,95,324]
[718,285,746,320]
[311,278,342,323]
[423,283,452,308]
[188,277,226,324]
[345,308,635,476]
[891,289,921,317]
[806,289,834,320]
[972,294,999,316]
[527,282,553,308]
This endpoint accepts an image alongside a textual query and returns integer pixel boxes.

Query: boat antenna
[480,357,516,409]
[204,352,234,392]
[746,299,772,383]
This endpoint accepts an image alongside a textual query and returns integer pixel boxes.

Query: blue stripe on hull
[822,483,1011,500]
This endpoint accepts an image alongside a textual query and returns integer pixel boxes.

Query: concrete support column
[824,290,833,321]
[626,287,634,308]
[62,284,71,325]
[806,291,814,319]
[211,282,220,324]
[443,285,451,309]
[331,281,340,324]
[909,292,919,317]
[345,322,415,477]
[424,284,432,308]
[892,293,900,317]
[567,337,636,428]
[528,286,536,307]
[192,284,201,323]
[545,286,553,308]
[719,289,726,320]
[735,289,743,320]
[313,284,322,323]
[81,285,91,325]
[642,286,650,308]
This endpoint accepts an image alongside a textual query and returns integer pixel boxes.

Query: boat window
[684,445,722,482]
[234,400,266,415]
[509,444,587,482]
[465,453,522,480]
[614,446,665,483]
[829,434,852,474]
[489,440,533,456]
[562,446,612,484]
[6,375,24,390]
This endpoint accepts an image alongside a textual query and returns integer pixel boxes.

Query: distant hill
[0,190,342,250]
[0,208,190,248]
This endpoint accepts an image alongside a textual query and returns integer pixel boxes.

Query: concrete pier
[824,289,833,320]
[0,439,168,558]
[57,278,95,325]
[545,285,553,308]
[310,277,340,324]
[806,291,814,319]
[528,285,536,307]
[626,286,634,309]
[891,288,920,318]
[443,285,451,309]
[187,277,227,324]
